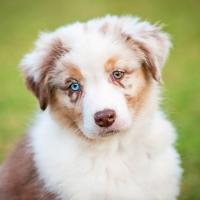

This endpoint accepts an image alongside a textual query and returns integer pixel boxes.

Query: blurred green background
[0,0,199,199]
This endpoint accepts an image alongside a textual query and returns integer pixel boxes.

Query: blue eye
[70,82,80,92]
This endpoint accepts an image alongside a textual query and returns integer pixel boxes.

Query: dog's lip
[99,129,119,137]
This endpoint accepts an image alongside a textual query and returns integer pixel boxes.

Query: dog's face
[21,16,171,139]
[49,40,145,139]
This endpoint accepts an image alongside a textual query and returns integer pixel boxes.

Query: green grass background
[0,0,199,199]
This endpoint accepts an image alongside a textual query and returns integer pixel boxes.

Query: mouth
[98,129,119,137]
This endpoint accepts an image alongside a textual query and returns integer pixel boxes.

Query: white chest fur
[30,111,181,200]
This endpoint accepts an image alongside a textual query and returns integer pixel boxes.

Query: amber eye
[112,70,125,80]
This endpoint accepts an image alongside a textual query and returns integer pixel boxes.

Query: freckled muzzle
[94,109,116,128]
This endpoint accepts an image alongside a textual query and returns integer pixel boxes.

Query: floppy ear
[21,33,68,110]
[120,17,171,81]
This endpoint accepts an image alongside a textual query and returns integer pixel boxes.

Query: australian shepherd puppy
[0,16,182,200]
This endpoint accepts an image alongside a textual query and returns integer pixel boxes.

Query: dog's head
[21,16,171,139]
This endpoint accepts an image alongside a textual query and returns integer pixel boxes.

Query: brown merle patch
[0,136,58,200]
[125,66,153,114]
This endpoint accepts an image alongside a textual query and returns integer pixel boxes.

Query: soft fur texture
[0,16,182,200]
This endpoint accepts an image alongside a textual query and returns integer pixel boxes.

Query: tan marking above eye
[55,63,84,91]
[67,64,84,82]
[104,57,136,74]
[104,58,117,73]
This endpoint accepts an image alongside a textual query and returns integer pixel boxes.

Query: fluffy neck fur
[28,100,180,200]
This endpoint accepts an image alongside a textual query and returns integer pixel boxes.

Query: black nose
[94,109,116,128]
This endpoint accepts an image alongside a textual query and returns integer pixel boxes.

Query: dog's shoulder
[0,136,57,200]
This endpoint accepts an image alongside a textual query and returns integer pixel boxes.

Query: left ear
[20,33,69,110]
[120,18,171,81]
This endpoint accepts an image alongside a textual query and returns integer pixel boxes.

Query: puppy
[0,16,182,200]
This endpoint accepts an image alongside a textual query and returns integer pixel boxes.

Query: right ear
[20,33,69,110]
[116,16,171,82]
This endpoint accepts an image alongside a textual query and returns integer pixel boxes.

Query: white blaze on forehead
[61,30,141,78]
